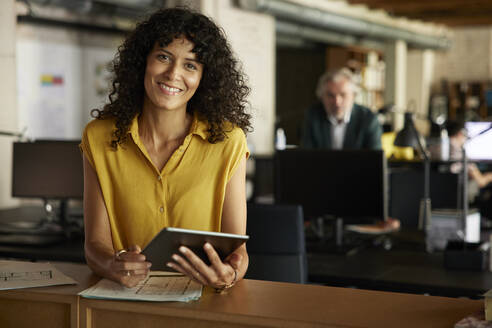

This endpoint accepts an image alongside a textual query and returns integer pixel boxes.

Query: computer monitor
[274,149,388,223]
[465,121,492,161]
[12,140,83,225]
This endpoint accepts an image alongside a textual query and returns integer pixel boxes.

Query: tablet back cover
[142,228,248,271]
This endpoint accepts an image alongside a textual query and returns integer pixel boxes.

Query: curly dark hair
[92,7,252,148]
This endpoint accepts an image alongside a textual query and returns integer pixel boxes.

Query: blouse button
[159,206,164,213]
[157,175,161,181]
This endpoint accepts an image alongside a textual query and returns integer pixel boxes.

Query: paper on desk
[0,260,77,290]
[345,218,400,235]
[79,271,202,302]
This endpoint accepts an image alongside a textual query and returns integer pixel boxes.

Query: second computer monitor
[465,121,492,161]
[274,149,387,223]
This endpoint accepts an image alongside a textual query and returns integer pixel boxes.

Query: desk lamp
[394,112,431,230]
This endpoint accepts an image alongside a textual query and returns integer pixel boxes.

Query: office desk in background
[308,229,492,298]
[0,262,484,328]
[0,206,85,263]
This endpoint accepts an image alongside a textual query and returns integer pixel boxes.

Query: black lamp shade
[393,112,431,231]
[394,113,419,148]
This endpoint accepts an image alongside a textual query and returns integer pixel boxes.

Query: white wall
[0,0,19,208]
[434,26,492,83]
[407,49,434,134]
[200,0,276,155]
[16,25,120,140]
[385,40,408,130]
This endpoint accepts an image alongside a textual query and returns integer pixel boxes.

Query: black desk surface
[307,229,492,298]
[0,206,85,263]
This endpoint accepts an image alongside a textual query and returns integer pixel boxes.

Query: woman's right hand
[112,245,152,287]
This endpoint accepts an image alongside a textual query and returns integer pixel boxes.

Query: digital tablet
[142,227,249,271]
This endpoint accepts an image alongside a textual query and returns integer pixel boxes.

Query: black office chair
[245,203,308,284]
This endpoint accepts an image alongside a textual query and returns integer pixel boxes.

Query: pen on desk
[149,272,185,278]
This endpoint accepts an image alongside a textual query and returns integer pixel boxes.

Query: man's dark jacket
[301,103,382,150]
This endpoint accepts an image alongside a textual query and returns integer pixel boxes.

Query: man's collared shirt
[327,108,351,150]
[300,102,382,150]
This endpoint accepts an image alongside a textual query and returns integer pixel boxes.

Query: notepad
[79,272,202,302]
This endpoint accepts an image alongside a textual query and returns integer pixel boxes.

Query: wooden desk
[0,262,484,328]
[0,263,96,328]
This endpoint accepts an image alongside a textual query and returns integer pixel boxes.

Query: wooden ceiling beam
[420,16,492,27]
[348,0,490,5]
[363,4,492,14]
[401,9,492,19]
[346,0,492,27]
[348,0,492,9]
[389,10,492,21]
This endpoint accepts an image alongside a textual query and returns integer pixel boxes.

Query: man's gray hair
[315,67,359,99]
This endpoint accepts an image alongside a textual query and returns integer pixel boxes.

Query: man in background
[301,67,382,150]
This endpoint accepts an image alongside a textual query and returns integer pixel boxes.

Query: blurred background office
[1,0,492,214]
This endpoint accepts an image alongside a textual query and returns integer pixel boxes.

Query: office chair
[245,203,308,284]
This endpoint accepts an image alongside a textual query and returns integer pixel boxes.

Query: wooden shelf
[445,80,492,121]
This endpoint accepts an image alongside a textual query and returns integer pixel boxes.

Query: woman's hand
[166,243,242,289]
[112,245,152,288]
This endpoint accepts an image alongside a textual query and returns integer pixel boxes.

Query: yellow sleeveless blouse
[80,114,249,251]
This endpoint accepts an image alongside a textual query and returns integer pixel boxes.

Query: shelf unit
[446,81,492,121]
[325,46,385,111]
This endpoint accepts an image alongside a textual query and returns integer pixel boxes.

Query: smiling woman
[79,7,252,292]
[143,38,203,114]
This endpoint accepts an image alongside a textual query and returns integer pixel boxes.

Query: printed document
[79,271,202,302]
[0,260,77,290]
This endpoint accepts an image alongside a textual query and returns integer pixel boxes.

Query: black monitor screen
[275,149,387,222]
[465,121,492,161]
[12,140,83,199]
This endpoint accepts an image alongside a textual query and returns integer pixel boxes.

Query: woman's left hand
[166,242,241,289]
